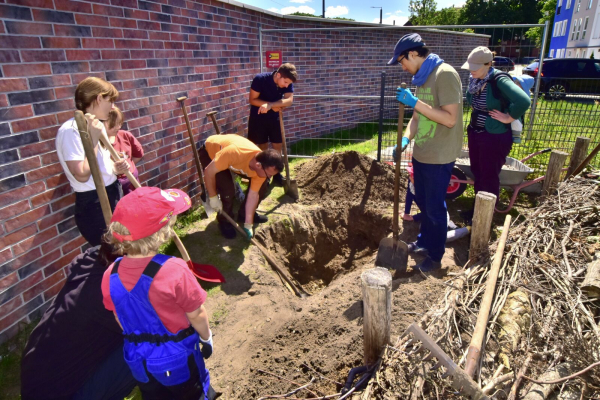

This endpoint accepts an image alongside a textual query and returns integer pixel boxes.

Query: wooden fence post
[542,150,568,195]
[470,192,496,260]
[567,137,591,178]
[361,267,392,366]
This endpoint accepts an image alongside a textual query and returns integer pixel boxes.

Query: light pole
[371,7,382,24]
[322,0,325,18]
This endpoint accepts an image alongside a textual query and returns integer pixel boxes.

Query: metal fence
[261,23,600,176]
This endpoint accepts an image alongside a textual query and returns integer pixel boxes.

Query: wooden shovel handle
[96,128,196,264]
[177,97,207,189]
[393,83,407,237]
[279,111,292,179]
[73,111,113,226]
[206,111,221,135]
[219,210,306,298]
[464,214,512,378]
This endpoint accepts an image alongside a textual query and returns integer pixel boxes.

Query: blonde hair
[106,107,124,130]
[75,77,119,112]
[104,217,176,256]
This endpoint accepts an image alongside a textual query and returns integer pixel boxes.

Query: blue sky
[234,0,464,25]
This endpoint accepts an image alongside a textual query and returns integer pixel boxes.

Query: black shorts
[247,116,281,145]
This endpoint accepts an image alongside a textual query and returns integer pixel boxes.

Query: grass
[0,321,37,400]
[288,97,600,177]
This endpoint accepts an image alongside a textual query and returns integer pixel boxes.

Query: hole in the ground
[257,206,391,294]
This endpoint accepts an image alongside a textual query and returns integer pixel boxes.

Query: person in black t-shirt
[21,243,136,400]
[248,63,297,186]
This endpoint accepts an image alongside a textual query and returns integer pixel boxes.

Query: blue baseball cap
[387,34,426,65]
[513,75,535,93]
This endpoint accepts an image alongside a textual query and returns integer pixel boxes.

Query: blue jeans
[412,158,455,262]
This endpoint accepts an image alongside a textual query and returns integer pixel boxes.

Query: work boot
[218,221,236,239]
[408,241,428,255]
[272,172,284,187]
[237,211,268,224]
[414,257,442,272]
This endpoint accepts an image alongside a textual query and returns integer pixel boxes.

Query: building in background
[549,0,575,58]
[565,0,599,57]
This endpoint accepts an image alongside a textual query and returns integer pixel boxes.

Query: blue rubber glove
[199,330,213,359]
[243,223,253,239]
[396,87,418,108]
[392,138,410,161]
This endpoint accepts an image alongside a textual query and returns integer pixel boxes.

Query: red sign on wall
[266,51,282,68]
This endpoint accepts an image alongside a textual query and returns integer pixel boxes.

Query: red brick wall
[0,0,487,342]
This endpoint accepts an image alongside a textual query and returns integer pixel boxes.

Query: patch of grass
[0,320,38,400]
[209,304,229,326]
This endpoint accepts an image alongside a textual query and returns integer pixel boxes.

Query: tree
[525,0,556,56]
[290,12,318,17]
[432,6,461,25]
[408,0,438,25]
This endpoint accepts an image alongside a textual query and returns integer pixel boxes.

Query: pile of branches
[367,178,600,399]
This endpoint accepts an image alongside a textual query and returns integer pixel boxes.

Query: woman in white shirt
[56,77,130,246]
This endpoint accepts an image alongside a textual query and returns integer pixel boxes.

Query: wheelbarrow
[445,148,561,213]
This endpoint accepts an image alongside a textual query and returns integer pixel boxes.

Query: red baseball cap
[111,187,192,242]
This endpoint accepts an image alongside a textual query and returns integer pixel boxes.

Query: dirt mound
[256,206,392,294]
[295,151,406,210]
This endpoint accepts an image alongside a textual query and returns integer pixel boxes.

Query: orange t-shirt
[205,134,266,192]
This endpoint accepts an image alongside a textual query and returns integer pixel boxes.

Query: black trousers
[197,146,269,225]
[74,180,122,246]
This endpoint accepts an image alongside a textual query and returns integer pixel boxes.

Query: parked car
[523,58,600,99]
[519,56,537,65]
[493,56,515,72]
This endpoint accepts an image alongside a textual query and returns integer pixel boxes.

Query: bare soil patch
[196,151,468,399]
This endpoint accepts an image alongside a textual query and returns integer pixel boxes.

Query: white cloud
[290,0,312,3]
[325,5,348,17]
[270,5,317,14]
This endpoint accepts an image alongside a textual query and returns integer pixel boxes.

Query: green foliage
[459,0,541,25]
[591,52,595,59]
[332,17,355,21]
[525,0,557,55]
[290,12,318,17]
[408,0,438,25]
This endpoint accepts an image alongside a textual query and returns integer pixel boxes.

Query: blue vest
[109,254,210,393]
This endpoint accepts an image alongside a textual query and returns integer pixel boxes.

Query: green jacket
[466,69,531,134]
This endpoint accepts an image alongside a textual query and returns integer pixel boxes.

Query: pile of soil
[203,151,469,399]
[296,151,407,210]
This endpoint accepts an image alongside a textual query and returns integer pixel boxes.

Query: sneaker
[237,212,268,224]
[414,257,442,272]
[272,173,284,187]
[218,221,236,239]
[408,241,428,255]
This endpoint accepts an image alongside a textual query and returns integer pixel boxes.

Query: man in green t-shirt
[388,33,463,272]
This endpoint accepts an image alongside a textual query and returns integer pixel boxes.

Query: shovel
[375,83,409,270]
[402,323,489,400]
[73,111,225,283]
[218,210,308,298]
[177,97,214,218]
[278,110,299,200]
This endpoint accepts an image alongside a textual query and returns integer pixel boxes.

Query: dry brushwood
[368,178,600,399]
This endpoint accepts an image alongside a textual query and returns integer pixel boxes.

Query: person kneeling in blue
[101,186,218,400]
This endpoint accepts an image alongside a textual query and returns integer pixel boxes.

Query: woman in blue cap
[389,33,464,273]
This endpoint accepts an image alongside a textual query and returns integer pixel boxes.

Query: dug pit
[257,206,392,294]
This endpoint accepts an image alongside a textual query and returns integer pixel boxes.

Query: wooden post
[542,150,568,195]
[581,257,600,299]
[566,137,591,178]
[469,192,496,260]
[361,267,392,366]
